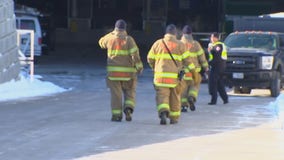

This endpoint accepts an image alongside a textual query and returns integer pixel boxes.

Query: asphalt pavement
[0,46,283,160]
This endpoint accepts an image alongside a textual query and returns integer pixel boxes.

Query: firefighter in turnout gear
[147,24,195,125]
[208,32,228,105]
[98,19,143,122]
[180,25,209,112]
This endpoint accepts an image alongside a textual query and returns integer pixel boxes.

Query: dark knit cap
[115,19,127,30]
[165,24,177,35]
[211,32,219,39]
[182,25,192,34]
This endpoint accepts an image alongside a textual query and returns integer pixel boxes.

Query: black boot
[208,102,216,105]
[170,119,178,124]
[188,97,196,111]
[124,108,133,121]
[159,111,168,125]
[111,115,122,122]
[181,105,188,112]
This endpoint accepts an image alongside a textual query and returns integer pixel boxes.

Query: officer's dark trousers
[208,71,228,103]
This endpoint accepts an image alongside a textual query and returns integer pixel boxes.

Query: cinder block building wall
[0,0,20,84]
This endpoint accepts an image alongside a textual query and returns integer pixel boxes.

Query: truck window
[225,34,276,50]
[224,34,250,48]
[16,20,19,28]
[279,35,284,48]
[19,20,36,31]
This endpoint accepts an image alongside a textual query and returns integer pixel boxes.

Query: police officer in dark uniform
[207,32,228,105]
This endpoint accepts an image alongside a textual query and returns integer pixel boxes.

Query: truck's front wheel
[270,72,281,97]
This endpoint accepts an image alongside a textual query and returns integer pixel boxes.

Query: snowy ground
[75,94,284,160]
[0,73,283,160]
[1,73,282,124]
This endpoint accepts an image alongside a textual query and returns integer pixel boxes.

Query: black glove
[178,70,185,81]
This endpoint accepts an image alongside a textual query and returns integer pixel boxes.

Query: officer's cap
[211,32,219,39]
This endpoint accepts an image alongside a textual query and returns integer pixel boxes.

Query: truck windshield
[224,34,276,50]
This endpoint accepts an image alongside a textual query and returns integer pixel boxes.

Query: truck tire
[233,87,241,94]
[270,72,281,97]
[234,87,251,94]
[241,87,251,94]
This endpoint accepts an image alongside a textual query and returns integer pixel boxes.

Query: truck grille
[226,54,258,71]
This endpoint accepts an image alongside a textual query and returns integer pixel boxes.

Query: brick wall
[0,0,20,84]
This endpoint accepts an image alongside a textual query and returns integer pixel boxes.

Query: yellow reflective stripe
[195,67,201,73]
[108,49,129,56]
[187,63,195,70]
[169,110,180,117]
[202,62,208,68]
[171,54,183,61]
[214,42,223,45]
[209,53,213,61]
[155,72,177,78]
[107,66,136,72]
[184,68,189,73]
[108,47,138,56]
[135,62,143,69]
[196,49,204,56]
[148,52,156,59]
[149,63,154,69]
[150,53,183,61]
[181,98,188,103]
[222,51,227,60]
[108,77,131,81]
[184,77,193,80]
[190,53,197,57]
[125,99,135,107]
[189,90,198,97]
[189,51,198,57]
[213,42,227,60]
[222,43,227,60]
[154,82,177,88]
[182,51,191,59]
[157,103,170,111]
[112,109,122,114]
[129,47,138,54]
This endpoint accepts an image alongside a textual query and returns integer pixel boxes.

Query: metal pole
[30,30,34,81]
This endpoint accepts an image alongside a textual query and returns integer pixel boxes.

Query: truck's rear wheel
[234,87,251,94]
[233,87,241,94]
[270,72,281,97]
[241,87,251,94]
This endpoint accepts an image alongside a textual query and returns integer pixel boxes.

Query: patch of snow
[0,73,69,102]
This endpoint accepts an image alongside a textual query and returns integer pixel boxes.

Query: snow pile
[0,74,68,102]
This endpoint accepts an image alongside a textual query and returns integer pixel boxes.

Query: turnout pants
[106,78,137,118]
[181,80,194,107]
[155,84,182,121]
[181,72,202,106]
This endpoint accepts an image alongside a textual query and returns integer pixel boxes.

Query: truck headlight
[261,56,274,70]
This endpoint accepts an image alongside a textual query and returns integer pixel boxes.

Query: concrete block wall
[0,0,20,84]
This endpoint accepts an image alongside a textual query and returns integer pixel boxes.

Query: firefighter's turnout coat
[99,30,143,81]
